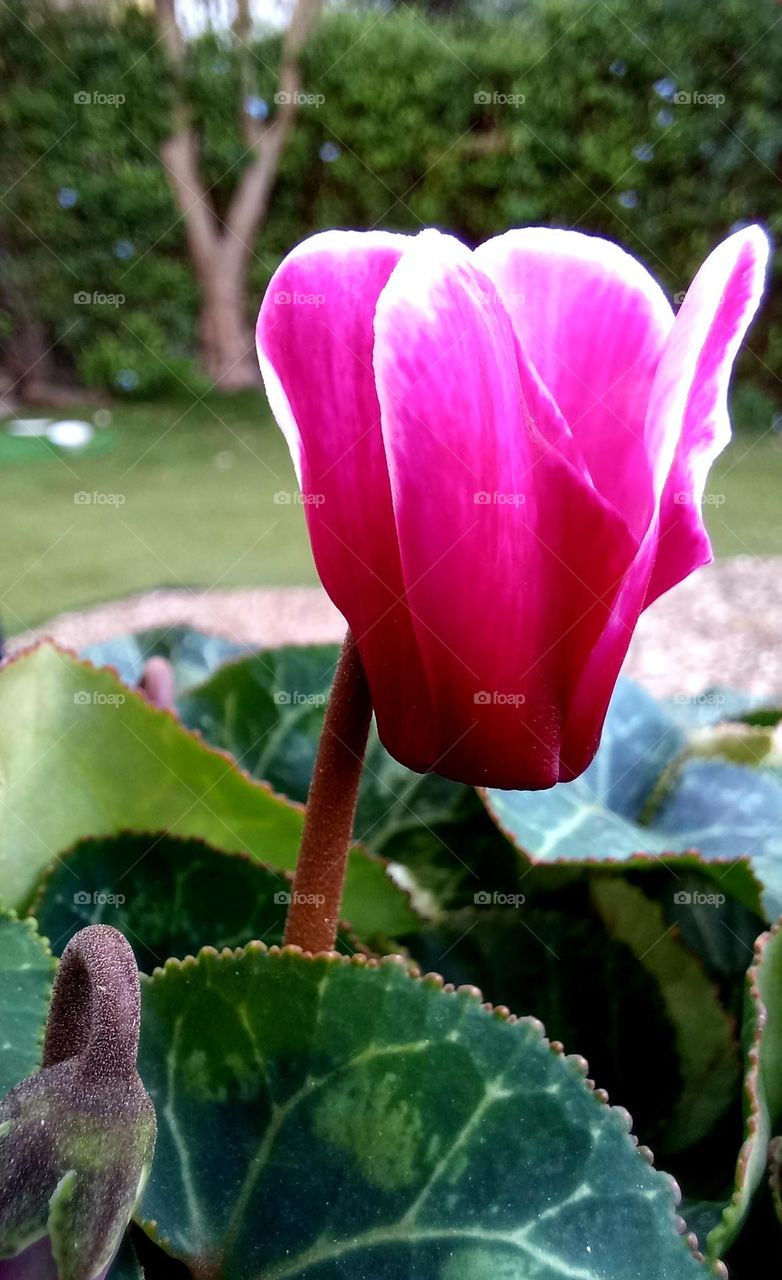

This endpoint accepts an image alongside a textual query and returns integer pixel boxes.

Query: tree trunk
[199,255,258,390]
[199,290,256,389]
[155,0,324,391]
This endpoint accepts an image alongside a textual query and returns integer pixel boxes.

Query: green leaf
[107,1234,144,1280]
[31,834,363,971]
[407,901,682,1151]
[482,678,775,917]
[137,944,708,1280]
[178,645,467,849]
[178,644,338,804]
[679,1203,727,1248]
[666,690,782,732]
[0,910,55,1098]
[178,644,510,912]
[0,644,296,908]
[0,645,413,939]
[406,879,742,1156]
[653,760,782,916]
[589,880,739,1152]
[770,1137,782,1227]
[84,626,246,694]
[707,919,782,1260]
[662,876,763,981]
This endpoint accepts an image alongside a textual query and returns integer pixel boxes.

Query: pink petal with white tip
[374,229,636,787]
[474,227,674,540]
[645,225,770,604]
[257,230,438,763]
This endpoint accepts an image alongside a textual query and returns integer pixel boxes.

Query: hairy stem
[283,631,372,953]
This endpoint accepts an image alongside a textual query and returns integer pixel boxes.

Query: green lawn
[0,392,316,635]
[0,390,779,634]
[708,431,782,558]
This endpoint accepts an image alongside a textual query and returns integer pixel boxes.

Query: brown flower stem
[283,630,372,953]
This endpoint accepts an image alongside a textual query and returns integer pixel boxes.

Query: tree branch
[153,0,325,384]
[225,0,324,249]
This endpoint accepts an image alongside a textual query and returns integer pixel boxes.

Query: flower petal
[644,225,770,604]
[474,228,674,539]
[374,230,636,788]
[560,226,770,773]
[257,230,438,763]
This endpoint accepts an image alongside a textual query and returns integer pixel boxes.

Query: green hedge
[0,0,779,410]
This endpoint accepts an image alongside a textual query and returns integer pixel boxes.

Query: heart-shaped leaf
[0,910,55,1097]
[177,644,518,913]
[652,760,782,915]
[706,919,782,1260]
[406,877,740,1156]
[107,1234,144,1280]
[83,627,246,694]
[136,944,709,1279]
[482,678,777,917]
[177,644,468,848]
[31,834,364,971]
[589,879,739,1152]
[0,646,413,939]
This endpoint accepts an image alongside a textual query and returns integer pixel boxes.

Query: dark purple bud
[0,927,155,1280]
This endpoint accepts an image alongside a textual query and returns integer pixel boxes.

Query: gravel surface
[9,557,782,699]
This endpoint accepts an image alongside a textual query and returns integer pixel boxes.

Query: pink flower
[257,225,768,789]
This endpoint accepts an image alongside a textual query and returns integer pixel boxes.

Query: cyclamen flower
[257,225,768,789]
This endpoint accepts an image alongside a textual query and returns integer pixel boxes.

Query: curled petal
[562,226,770,769]
[474,228,674,539]
[644,225,770,604]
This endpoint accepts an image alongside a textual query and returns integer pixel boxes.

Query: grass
[0,391,316,636]
[0,389,779,635]
[708,431,782,558]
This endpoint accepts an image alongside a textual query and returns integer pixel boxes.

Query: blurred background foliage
[0,0,779,411]
[0,0,779,629]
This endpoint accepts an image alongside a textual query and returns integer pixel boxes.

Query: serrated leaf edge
[1,641,306,818]
[136,940,719,1275]
[477,786,764,913]
[8,644,416,931]
[0,905,57,1069]
[707,917,782,1261]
